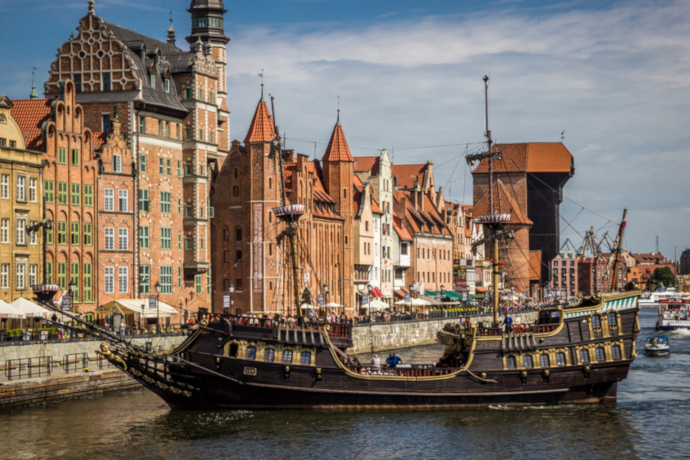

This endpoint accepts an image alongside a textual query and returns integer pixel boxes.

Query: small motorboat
[644,336,670,356]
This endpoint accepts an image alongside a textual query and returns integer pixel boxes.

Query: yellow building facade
[0,96,44,302]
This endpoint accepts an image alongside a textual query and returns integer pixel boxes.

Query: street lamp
[323,284,329,316]
[229,283,235,316]
[179,301,184,327]
[155,281,161,334]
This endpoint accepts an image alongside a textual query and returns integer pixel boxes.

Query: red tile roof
[353,156,380,175]
[322,120,353,162]
[371,197,383,214]
[244,98,275,144]
[472,143,573,174]
[393,214,413,241]
[391,164,427,189]
[630,253,668,265]
[10,98,52,151]
[473,179,532,225]
[353,174,364,192]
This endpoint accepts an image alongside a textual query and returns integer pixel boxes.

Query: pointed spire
[322,113,353,163]
[258,70,264,101]
[336,95,340,126]
[167,6,176,46]
[29,68,38,100]
[244,98,275,144]
[87,0,96,15]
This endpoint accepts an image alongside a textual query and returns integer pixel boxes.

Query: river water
[1,308,688,460]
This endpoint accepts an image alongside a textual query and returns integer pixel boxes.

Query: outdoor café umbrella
[300,303,317,310]
[368,299,389,311]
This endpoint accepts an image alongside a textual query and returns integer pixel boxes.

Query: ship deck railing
[221,315,352,338]
[474,322,560,337]
[349,364,459,377]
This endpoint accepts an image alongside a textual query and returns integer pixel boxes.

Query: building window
[57,262,66,289]
[160,266,172,293]
[84,263,92,302]
[178,266,182,288]
[16,176,26,202]
[301,352,311,366]
[199,128,203,141]
[70,221,79,245]
[70,263,79,301]
[29,178,37,202]
[138,226,149,249]
[166,159,171,176]
[105,227,114,250]
[139,117,146,134]
[236,278,243,291]
[158,120,163,136]
[105,267,114,294]
[185,87,192,99]
[198,88,203,100]
[45,261,53,284]
[195,274,202,294]
[264,349,275,362]
[104,188,114,211]
[113,154,122,173]
[58,148,67,165]
[176,125,180,140]
[0,264,7,288]
[118,266,128,293]
[236,228,242,241]
[150,74,156,89]
[161,227,171,249]
[118,228,128,251]
[71,184,80,206]
[246,346,257,360]
[16,263,25,290]
[160,192,171,214]
[596,347,606,362]
[165,78,170,93]
[118,189,128,212]
[57,221,67,245]
[29,264,37,288]
[186,127,192,140]
[84,185,93,207]
[556,352,566,367]
[45,180,54,203]
[29,221,37,244]
[103,72,111,91]
[223,229,229,241]
[612,345,622,360]
[73,74,82,92]
[0,219,7,243]
[71,149,80,166]
[140,155,147,172]
[540,354,550,368]
[14,218,26,245]
[608,312,617,328]
[232,185,239,196]
[139,265,150,294]
[580,349,590,363]
[282,350,293,364]
[84,222,92,246]
[185,237,193,250]
[506,356,517,369]
[139,189,149,212]
[523,355,534,369]
[178,234,182,249]
[591,315,601,329]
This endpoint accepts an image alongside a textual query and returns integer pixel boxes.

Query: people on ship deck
[371,354,381,370]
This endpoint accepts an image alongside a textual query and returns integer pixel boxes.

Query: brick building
[578,253,628,295]
[23,0,232,316]
[12,81,98,313]
[210,101,354,315]
[549,250,578,297]
[472,143,574,293]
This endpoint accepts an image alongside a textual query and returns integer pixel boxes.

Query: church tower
[187,0,231,161]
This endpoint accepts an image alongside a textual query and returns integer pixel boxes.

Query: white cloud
[225,0,690,253]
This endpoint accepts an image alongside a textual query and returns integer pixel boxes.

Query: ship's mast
[270,95,305,317]
[610,209,628,292]
[467,76,512,327]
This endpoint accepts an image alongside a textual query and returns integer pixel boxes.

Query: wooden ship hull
[110,290,641,410]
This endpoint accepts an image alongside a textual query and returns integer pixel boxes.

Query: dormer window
[150,74,156,89]
[165,78,170,93]
[156,54,161,65]
[141,49,146,60]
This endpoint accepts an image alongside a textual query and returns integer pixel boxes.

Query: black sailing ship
[32,78,641,410]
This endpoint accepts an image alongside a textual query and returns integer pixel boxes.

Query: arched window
[540,354,550,368]
[282,350,293,364]
[612,345,622,360]
[234,168,238,179]
[264,349,275,362]
[246,346,256,360]
[506,356,517,369]
[523,355,534,369]
[608,312,617,328]
[235,228,242,241]
[596,347,606,362]
[591,315,601,328]
[580,349,590,363]
[556,352,566,367]
[301,352,311,366]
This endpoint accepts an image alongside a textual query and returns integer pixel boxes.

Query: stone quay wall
[0,335,186,367]
[348,311,539,355]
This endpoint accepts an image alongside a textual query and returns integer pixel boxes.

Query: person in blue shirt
[390,353,403,367]
[385,354,395,368]
[503,315,513,334]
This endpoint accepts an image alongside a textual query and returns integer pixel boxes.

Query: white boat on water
[639,286,690,307]
[644,336,670,356]
[656,299,690,331]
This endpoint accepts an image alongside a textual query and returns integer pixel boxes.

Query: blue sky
[1,0,689,259]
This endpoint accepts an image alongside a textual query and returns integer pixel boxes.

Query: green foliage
[648,266,677,289]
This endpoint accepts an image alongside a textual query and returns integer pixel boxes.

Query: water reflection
[0,308,687,459]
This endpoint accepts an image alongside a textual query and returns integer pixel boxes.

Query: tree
[647,266,677,290]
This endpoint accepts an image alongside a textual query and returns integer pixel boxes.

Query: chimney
[282,149,295,163]
[393,175,398,189]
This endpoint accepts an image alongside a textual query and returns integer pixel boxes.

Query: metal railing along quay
[3,356,54,381]
[353,307,539,326]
